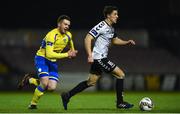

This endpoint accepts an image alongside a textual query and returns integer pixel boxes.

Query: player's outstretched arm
[112,37,136,46]
[84,34,94,63]
[46,45,74,59]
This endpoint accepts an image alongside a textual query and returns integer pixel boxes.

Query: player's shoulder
[65,31,72,38]
[92,21,106,31]
[95,21,106,28]
[45,28,58,41]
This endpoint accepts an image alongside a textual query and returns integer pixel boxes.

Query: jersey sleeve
[45,32,68,59]
[89,21,105,39]
[113,32,117,38]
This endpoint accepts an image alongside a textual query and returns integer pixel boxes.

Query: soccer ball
[139,97,154,111]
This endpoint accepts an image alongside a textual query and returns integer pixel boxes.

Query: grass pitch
[0,91,180,113]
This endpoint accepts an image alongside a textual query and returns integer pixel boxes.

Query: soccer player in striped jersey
[18,15,78,109]
[61,6,135,110]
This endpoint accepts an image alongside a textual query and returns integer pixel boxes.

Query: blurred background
[0,0,180,91]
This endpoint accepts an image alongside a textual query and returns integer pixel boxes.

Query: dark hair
[57,15,71,23]
[103,6,118,18]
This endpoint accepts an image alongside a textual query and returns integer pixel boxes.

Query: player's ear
[57,22,61,27]
[107,14,111,19]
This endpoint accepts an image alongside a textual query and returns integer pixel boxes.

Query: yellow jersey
[36,28,75,62]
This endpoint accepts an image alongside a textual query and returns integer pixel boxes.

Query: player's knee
[40,80,49,88]
[116,72,125,79]
[47,85,56,91]
[87,74,99,86]
[119,72,125,78]
[113,67,125,79]
[47,82,57,91]
[113,71,125,79]
[87,80,97,86]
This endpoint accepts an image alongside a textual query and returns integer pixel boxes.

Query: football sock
[68,81,89,98]
[31,85,45,105]
[116,78,124,104]
[29,78,39,86]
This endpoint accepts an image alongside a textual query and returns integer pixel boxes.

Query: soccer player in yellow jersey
[18,15,78,109]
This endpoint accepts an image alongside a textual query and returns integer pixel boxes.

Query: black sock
[68,81,90,98]
[116,79,124,104]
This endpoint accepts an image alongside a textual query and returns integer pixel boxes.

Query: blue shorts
[34,56,59,82]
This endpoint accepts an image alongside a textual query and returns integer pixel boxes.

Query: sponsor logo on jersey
[91,29,98,36]
[95,22,105,31]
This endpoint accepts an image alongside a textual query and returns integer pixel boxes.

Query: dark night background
[0,0,179,29]
[0,0,180,91]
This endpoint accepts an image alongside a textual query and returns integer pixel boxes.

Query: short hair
[103,6,118,18]
[57,15,71,23]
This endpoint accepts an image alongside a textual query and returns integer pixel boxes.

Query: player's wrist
[67,50,77,58]
[67,51,72,57]
[87,53,92,57]
[126,40,131,45]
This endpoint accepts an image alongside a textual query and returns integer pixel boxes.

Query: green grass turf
[0,91,180,113]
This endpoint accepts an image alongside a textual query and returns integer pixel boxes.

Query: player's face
[108,10,119,24]
[58,19,70,34]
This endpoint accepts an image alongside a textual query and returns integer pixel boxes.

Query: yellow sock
[29,78,39,86]
[31,86,44,105]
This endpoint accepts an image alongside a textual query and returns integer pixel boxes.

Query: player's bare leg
[47,79,58,91]
[112,66,134,109]
[61,74,100,110]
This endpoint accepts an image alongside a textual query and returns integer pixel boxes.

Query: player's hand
[67,50,74,58]
[67,50,78,58]
[72,50,78,57]
[87,55,94,64]
[128,40,136,45]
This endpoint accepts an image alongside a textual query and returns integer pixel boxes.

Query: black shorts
[90,58,117,75]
